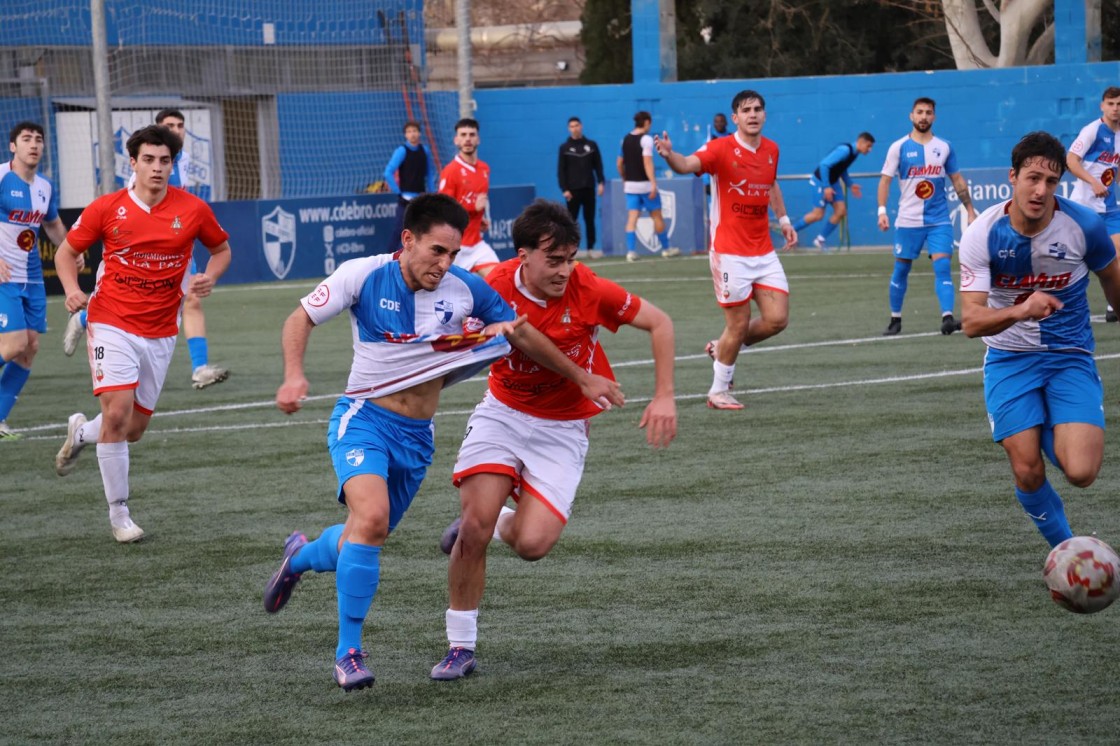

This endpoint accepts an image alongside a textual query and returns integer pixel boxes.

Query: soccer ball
[1043,536,1120,614]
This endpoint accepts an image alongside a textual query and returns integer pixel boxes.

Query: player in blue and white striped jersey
[0,121,70,439]
[877,97,976,336]
[959,131,1120,551]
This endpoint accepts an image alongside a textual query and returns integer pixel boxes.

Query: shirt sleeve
[957,217,991,294]
[383,146,405,192]
[640,134,654,157]
[692,141,716,176]
[592,140,604,184]
[818,145,847,181]
[46,180,60,222]
[64,197,107,252]
[437,165,455,197]
[557,143,568,191]
[593,273,641,332]
[944,143,960,176]
[1068,123,1095,157]
[464,272,516,324]
[1084,212,1118,272]
[300,255,390,325]
[424,146,437,192]
[880,140,901,179]
[196,203,230,248]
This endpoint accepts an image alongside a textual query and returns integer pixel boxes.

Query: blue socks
[336,542,381,658]
[888,260,911,314]
[657,231,670,251]
[793,217,810,232]
[187,337,209,371]
[0,361,31,421]
[291,524,344,574]
[932,256,955,315]
[625,231,636,252]
[1015,479,1073,548]
[818,220,838,240]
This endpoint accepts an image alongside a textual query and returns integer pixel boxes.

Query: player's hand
[481,314,528,338]
[597,183,604,196]
[850,184,862,199]
[475,193,489,212]
[964,206,978,227]
[1018,291,1063,321]
[649,185,658,199]
[578,372,624,411]
[639,393,677,449]
[64,290,88,313]
[824,187,835,202]
[562,190,572,201]
[0,258,10,283]
[480,216,491,233]
[877,213,890,232]
[780,224,797,250]
[653,132,673,157]
[276,377,310,414]
[1093,180,1109,198]
[189,273,215,297]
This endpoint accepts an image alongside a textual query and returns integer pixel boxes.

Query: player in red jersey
[429,199,677,680]
[439,118,499,277]
[52,125,232,543]
[655,89,797,411]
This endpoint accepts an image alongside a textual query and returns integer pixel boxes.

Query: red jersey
[67,187,229,338]
[694,134,780,256]
[486,259,640,421]
[439,155,490,246]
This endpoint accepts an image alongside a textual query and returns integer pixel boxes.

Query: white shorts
[452,392,589,523]
[454,240,500,273]
[709,250,789,307]
[86,322,176,415]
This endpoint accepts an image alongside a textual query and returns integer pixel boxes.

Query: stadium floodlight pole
[456,0,473,118]
[91,0,115,196]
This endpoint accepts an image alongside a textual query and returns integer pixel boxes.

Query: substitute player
[53,125,232,543]
[0,121,70,439]
[439,118,499,277]
[654,89,796,411]
[878,97,976,335]
[1066,86,1120,321]
[261,194,624,692]
[429,199,676,680]
[959,131,1120,549]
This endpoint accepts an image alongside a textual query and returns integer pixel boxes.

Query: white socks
[709,360,735,395]
[96,441,131,527]
[493,505,515,543]
[446,608,479,650]
[75,413,102,453]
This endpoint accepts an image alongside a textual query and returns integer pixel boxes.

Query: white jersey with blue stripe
[880,134,960,228]
[958,196,1115,353]
[300,253,516,399]
[1068,118,1120,214]
[0,162,59,283]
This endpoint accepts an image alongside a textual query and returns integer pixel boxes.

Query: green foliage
[580,0,632,84]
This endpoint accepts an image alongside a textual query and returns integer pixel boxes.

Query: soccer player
[793,132,875,251]
[260,194,624,692]
[958,131,1120,550]
[1066,86,1120,322]
[439,118,499,277]
[618,111,679,261]
[63,108,230,389]
[53,125,232,543]
[0,121,70,440]
[709,112,730,140]
[383,120,437,247]
[878,97,976,336]
[654,89,797,411]
[557,116,605,254]
[429,199,676,680]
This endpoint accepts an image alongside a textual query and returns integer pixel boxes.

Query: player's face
[8,129,44,170]
[518,239,577,299]
[1101,96,1120,127]
[455,127,479,156]
[910,105,935,133]
[713,114,727,132]
[130,143,174,192]
[732,99,765,137]
[404,126,421,146]
[568,120,583,139]
[856,138,874,155]
[399,222,462,291]
[1009,156,1062,224]
[158,116,186,139]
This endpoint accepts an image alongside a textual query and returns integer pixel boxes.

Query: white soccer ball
[1043,536,1120,614]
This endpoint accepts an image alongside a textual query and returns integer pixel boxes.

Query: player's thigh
[983,350,1048,443]
[1046,354,1105,478]
[807,179,828,209]
[0,328,31,361]
[516,416,589,526]
[831,200,848,219]
[1053,422,1104,482]
[0,284,35,358]
[892,226,928,261]
[752,285,790,327]
[998,426,1045,483]
[339,473,392,541]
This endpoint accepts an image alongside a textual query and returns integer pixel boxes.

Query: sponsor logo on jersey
[907,165,943,178]
[1102,168,1116,187]
[16,229,36,252]
[7,208,43,225]
[994,271,1072,290]
[914,180,935,199]
[1048,242,1069,261]
[262,205,297,280]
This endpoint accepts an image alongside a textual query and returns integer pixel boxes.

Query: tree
[580,0,632,84]
[937,0,1054,68]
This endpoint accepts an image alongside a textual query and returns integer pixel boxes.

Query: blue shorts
[892,224,953,260]
[0,282,47,334]
[983,348,1104,442]
[808,177,844,209]
[625,193,662,213]
[1101,210,1120,236]
[327,397,436,532]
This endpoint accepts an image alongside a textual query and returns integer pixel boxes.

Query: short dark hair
[731,90,765,112]
[403,193,469,238]
[512,199,581,253]
[1103,87,1120,101]
[1010,131,1066,177]
[633,111,651,127]
[9,121,43,144]
[454,118,479,133]
[403,120,421,132]
[126,124,182,160]
[568,116,581,125]
[912,97,936,111]
[857,131,875,144]
[155,108,185,125]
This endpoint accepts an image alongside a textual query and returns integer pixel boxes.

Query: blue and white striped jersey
[300,253,516,399]
[1068,119,1120,214]
[958,196,1115,353]
[880,135,961,228]
[0,162,58,284]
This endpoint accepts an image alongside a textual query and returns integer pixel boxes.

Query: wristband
[877,206,887,216]
[778,215,791,227]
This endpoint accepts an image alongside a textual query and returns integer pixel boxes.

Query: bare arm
[42,217,68,247]
[876,175,893,231]
[960,290,1063,338]
[504,321,625,409]
[626,299,676,448]
[653,133,702,175]
[769,180,797,249]
[1096,257,1120,312]
[616,155,624,180]
[949,173,977,224]
[1067,152,1109,198]
[54,240,88,313]
[276,307,315,413]
[189,240,232,298]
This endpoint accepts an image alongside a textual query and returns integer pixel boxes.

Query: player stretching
[63,108,230,389]
[53,125,232,543]
[792,132,875,251]
[439,118,499,277]
[654,89,796,411]
[261,194,623,692]
[878,97,976,335]
[429,199,676,680]
[1066,86,1120,322]
[959,132,1120,549]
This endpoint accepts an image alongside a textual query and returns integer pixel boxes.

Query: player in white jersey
[958,131,1120,554]
[0,121,71,439]
[261,193,624,692]
[877,97,976,336]
[1066,86,1120,321]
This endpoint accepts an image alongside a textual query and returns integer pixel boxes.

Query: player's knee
[1010,460,1046,492]
[1062,459,1101,489]
[457,510,497,552]
[345,510,389,544]
[833,204,848,220]
[510,535,554,562]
